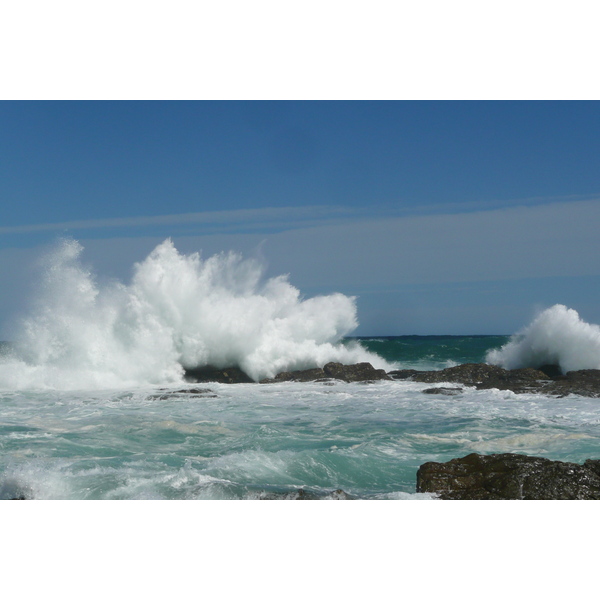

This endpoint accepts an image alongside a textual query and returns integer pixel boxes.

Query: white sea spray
[0,238,389,390]
[486,304,600,373]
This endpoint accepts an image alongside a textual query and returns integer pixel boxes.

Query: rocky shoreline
[389,362,600,397]
[180,361,600,500]
[261,452,600,500]
[257,451,600,499]
[184,360,600,397]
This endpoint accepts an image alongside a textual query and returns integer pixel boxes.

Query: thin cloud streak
[0,205,355,236]
[2,193,598,237]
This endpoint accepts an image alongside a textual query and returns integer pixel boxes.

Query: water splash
[0,238,390,390]
[486,304,600,373]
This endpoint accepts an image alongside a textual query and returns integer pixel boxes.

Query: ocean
[2,239,600,500]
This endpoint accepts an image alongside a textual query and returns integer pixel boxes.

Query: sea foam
[0,238,390,390]
[486,304,600,374]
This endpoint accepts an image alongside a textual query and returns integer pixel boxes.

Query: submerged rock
[257,488,355,500]
[260,362,391,383]
[149,387,218,400]
[422,386,464,396]
[183,365,254,384]
[261,367,327,383]
[406,363,546,386]
[416,453,600,499]
[388,369,420,380]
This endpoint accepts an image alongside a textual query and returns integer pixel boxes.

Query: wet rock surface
[422,386,464,396]
[417,453,600,499]
[261,362,391,383]
[149,387,218,400]
[179,361,600,396]
[184,365,254,384]
[390,363,600,397]
[547,369,600,398]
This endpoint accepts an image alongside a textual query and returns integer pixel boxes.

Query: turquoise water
[2,335,600,500]
[349,335,510,369]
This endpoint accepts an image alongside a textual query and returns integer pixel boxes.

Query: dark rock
[583,459,600,478]
[322,362,391,382]
[538,364,563,378]
[314,378,337,385]
[475,367,553,393]
[393,363,600,397]
[178,388,215,395]
[184,360,600,396]
[184,365,254,384]
[261,362,390,384]
[261,367,326,383]
[416,453,600,499]
[409,363,517,385]
[550,370,600,398]
[149,387,218,400]
[388,369,420,380]
[422,386,464,396]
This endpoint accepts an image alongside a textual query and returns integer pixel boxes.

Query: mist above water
[0,238,390,390]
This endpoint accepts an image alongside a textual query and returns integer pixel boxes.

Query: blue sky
[2,100,600,336]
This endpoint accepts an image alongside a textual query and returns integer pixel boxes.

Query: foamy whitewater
[0,239,389,390]
[486,304,600,373]
[2,240,600,499]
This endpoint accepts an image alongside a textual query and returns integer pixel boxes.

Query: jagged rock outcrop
[389,363,600,397]
[260,362,391,384]
[181,361,600,396]
[323,362,391,382]
[262,367,328,383]
[417,453,600,499]
[546,369,600,398]
[183,365,254,384]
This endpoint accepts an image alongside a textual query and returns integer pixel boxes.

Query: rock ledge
[417,452,600,499]
[260,362,391,384]
[389,363,600,397]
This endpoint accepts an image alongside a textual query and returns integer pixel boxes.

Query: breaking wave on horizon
[0,238,391,390]
[486,304,600,374]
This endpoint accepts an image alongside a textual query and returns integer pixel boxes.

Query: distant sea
[348,335,510,371]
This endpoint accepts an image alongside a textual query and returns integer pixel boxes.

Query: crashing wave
[0,238,390,390]
[486,304,600,374]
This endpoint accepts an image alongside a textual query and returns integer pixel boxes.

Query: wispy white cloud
[0,205,358,236]
[2,193,598,237]
[67,196,600,290]
[262,197,600,288]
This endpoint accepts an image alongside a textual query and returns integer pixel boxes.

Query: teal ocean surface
[3,334,600,500]
[349,335,510,370]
